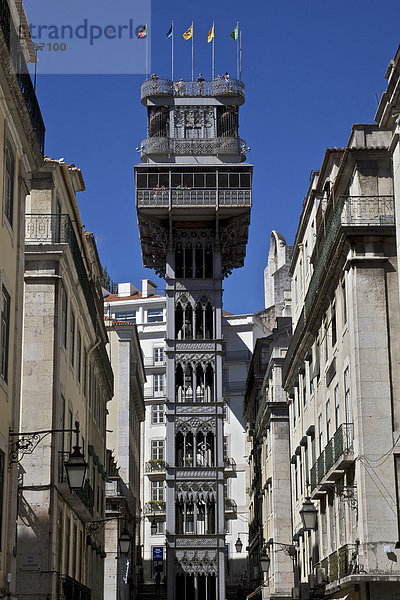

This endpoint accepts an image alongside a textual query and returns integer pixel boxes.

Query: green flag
[230,24,238,41]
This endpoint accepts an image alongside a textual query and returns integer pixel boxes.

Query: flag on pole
[183,23,193,40]
[230,24,238,41]
[137,24,147,38]
[208,25,214,43]
[166,24,173,39]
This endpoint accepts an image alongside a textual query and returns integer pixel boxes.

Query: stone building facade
[103,316,146,600]
[283,125,400,599]
[16,159,113,600]
[0,0,44,596]
[244,232,293,600]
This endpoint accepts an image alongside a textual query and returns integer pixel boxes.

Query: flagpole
[239,30,242,81]
[145,22,149,79]
[212,21,215,80]
[236,21,239,79]
[171,21,174,81]
[191,22,194,81]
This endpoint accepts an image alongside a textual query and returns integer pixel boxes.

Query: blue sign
[153,547,164,561]
[225,544,229,559]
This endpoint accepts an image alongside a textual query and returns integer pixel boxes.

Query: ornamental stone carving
[219,216,250,276]
[175,352,215,366]
[176,550,218,575]
[176,469,217,479]
[175,342,215,352]
[175,416,216,434]
[138,218,169,276]
[175,405,216,415]
[176,481,216,502]
[175,536,218,548]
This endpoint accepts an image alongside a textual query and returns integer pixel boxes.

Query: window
[334,385,340,429]
[331,306,337,347]
[341,277,347,325]
[151,481,164,501]
[154,520,165,534]
[302,374,307,407]
[154,374,164,396]
[116,311,136,322]
[83,348,87,397]
[318,414,323,454]
[4,143,14,226]
[151,440,164,460]
[0,450,4,550]
[223,436,229,459]
[70,312,75,366]
[0,287,11,382]
[61,287,67,349]
[154,347,164,364]
[77,331,82,382]
[151,404,164,424]
[148,308,163,323]
[326,399,331,441]
[223,402,228,420]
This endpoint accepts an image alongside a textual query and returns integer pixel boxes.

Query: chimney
[118,283,139,298]
[141,279,158,298]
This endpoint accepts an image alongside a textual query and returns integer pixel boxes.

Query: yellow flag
[207,25,214,43]
[183,24,193,40]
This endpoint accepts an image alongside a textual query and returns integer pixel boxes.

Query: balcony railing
[76,479,95,516]
[137,188,251,209]
[144,500,166,514]
[225,498,238,513]
[305,195,394,320]
[310,424,354,492]
[144,387,165,398]
[0,0,45,153]
[25,214,113,387]
[62,576,91,600]
[224,457,236,471]
[283,195,394,387]
[145,459,166,473]
[141,137,246,159]
[317,544,357,583]
[144,356,166,367]
[141,78,245,103]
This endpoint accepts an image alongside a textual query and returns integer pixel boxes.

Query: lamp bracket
[9,422,80,467]
[87,517,123,534]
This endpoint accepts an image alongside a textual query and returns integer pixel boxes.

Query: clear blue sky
[30,0,400,315]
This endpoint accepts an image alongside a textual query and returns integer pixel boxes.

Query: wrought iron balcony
[141,136,246,160]
[224,457,236,472]
[141,77,245,104]
[316,544,357,583]
[144,500,166,515]
[25,214,113,387]
[62,576,91,600]
[310,424,354,493]
[145,459,166,474]
[225,498,237,514]
[0,0,45,153]
[283,195,394,387]
[137,188,251,209]
[144,356,166,367]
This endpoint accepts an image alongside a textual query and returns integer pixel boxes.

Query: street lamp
[118,528,131,555]
[299,497,318,531]
[150,516,157,535]
[9,421,86,494]
[234,532,249,553]
[65,424,87,490]
[260,545,270,574]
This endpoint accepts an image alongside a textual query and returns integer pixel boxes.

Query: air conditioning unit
[316,567,328,585]
[292,587,300,599]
